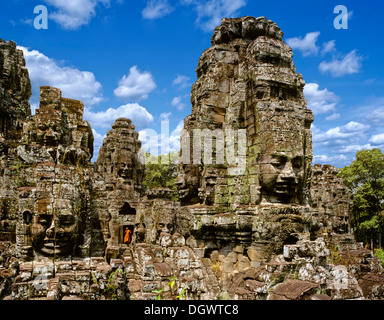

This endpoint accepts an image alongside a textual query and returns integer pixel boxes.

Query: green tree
[338,148,384,248]
[143,151,179,201]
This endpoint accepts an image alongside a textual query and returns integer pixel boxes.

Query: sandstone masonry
[0,18,384,300]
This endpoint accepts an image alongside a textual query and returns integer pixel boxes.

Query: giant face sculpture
[31,212,80,257]
[156,214,174,239]
[259,151,304,204]
[117,161,133,180]
[257,110,309,205]
[175,164,201,205]
[114,151,134,180]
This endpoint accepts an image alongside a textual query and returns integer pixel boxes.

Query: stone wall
[1,19,384,300]
[176,16,317,263]
[0,40,32,243]
[0,40,31,144]
[311,164,353,242]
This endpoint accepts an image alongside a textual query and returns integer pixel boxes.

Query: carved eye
[292,157,303,169]
[271,159,282,167]
[59,216,75,227]
[271,156,286,168]
[37,215,51,226]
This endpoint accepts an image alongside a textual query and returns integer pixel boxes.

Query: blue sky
[2,0,384,167]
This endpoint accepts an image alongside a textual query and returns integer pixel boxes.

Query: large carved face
[156,214,174,238]
[259,151,304,204]
[36,122,60,147]
[31,212,79,257]
[333,215,349,234]
[198,167,218,205]
[117,162,133,179]
[175,164,201,205]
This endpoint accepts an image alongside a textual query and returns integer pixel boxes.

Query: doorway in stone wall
[122,225,134,244]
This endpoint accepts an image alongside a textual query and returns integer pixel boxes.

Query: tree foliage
[338,148,384,248]
[143,151,179,200]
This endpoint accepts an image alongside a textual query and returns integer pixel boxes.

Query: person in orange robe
[124,228,131,244]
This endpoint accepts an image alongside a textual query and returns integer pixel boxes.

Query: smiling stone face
[175,164,201,206]
[260,151,305,204]
[31,212,80,257]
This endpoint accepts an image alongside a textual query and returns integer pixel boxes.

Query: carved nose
[45,222,55,238]
[280,162,295,180]
[45,220,64,238]
[175,176,185,187]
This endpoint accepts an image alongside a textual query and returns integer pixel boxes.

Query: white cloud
[319,50,363,77]
[139,120,183,156]
[321,40,336,55]
[182,0,247,32]
[18,46,103,108]
[160,112,172,121]
[366,105,384,125]
[312,122,371,167]
[342,121,369,133]
[313,121,369,146]
[313,154,348,165]
[142,0,174,19]
[171,96,186,111]
[338,144,374,153]
[114,66,157,101]
[369,133,384,145]
[325,113,341,121]
[91,128,105,159]
[84,103,154,129]
[92,128,105,147]
[304,83,339,115]
[43,0,111,29]
[172,74,190,89]
[286,31,320,56]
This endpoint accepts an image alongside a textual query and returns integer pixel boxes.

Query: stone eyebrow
[271,154,288,161]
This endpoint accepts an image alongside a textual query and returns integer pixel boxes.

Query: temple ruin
[0,17,384,300]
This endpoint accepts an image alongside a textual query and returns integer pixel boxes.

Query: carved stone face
[259,151,304,204]
[134,222,146,243]
[333,215,349,234]
[156,221,174,237]
[117,162,133,180]
[255,18,268,36]
[199,168,218,205]
[267,23,283,40]
[36,123,60,147]
[31,213,79,257]
[175,164,201,205]
[156,210,174,239]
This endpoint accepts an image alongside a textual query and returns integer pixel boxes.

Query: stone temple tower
[95,118,145,258]
[177,16,317,262]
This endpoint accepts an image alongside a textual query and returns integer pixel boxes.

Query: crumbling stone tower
[1,81,102,260]
[311,164,353,242]
[95,118,145,257]
[177,16,317,262]
[2,20,384,301]
[0,40,32,242]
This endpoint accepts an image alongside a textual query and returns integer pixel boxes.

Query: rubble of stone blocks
[208,239,384,300]
[1,16,384,300]
[311,164,353,238]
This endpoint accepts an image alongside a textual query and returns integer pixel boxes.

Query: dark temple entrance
[122,225,134,244]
